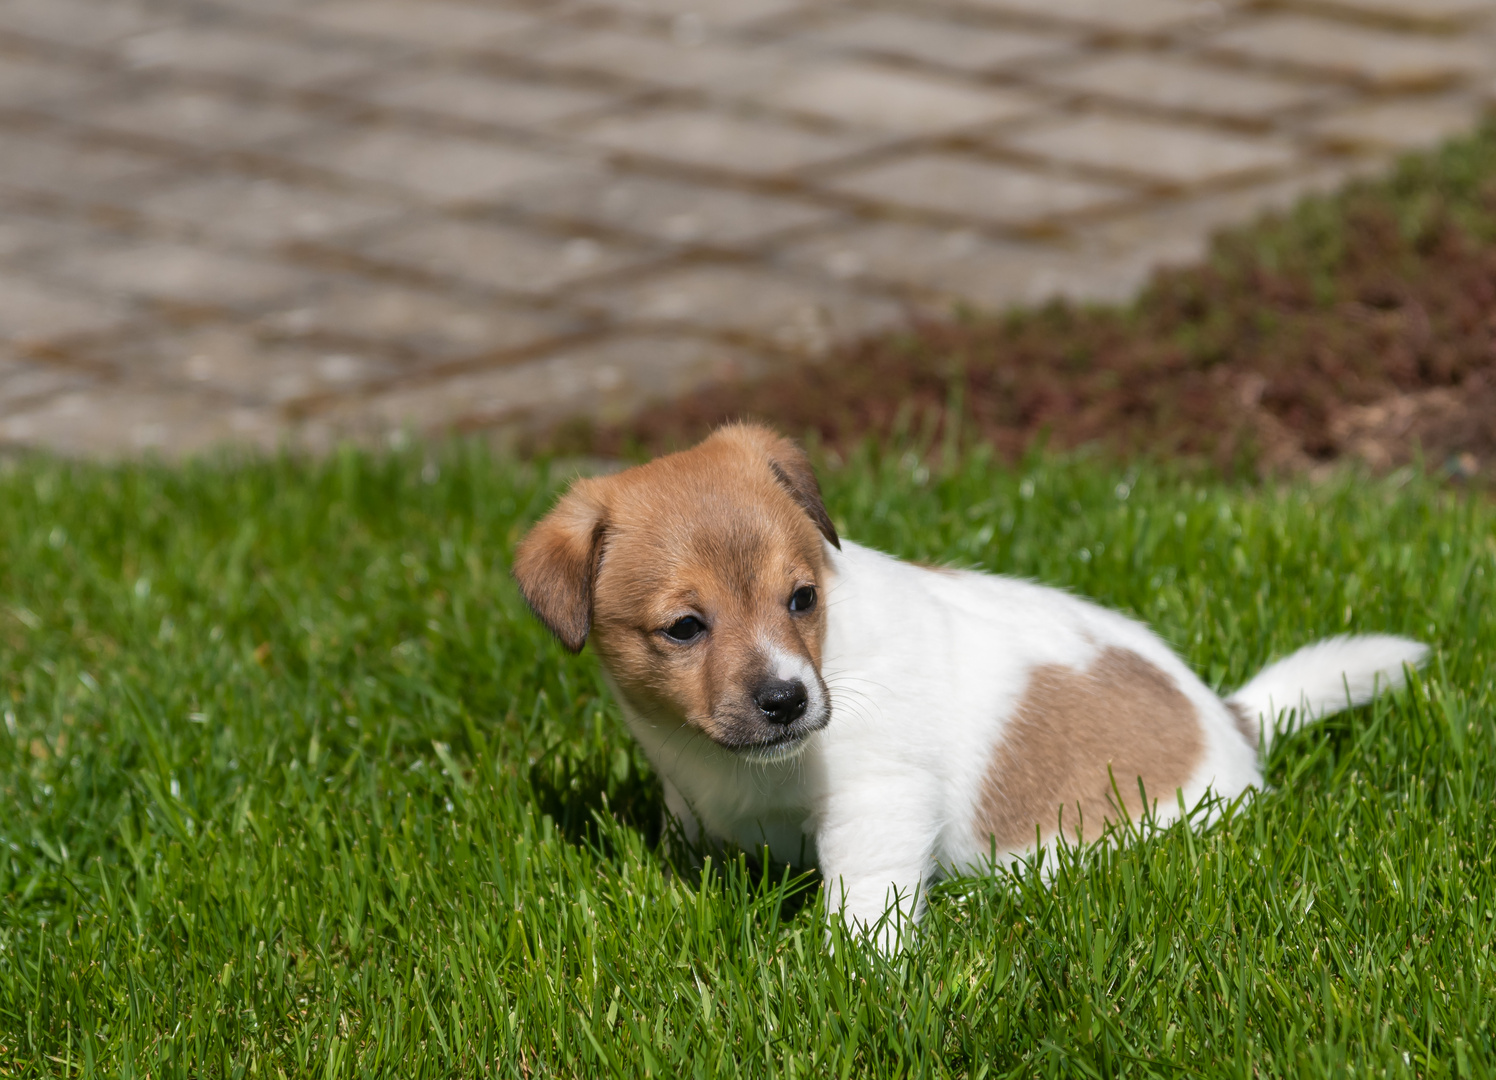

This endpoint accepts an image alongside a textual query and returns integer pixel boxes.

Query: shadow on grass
[527,750,825,927]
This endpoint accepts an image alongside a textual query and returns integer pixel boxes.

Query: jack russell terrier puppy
[513,424,1427,942]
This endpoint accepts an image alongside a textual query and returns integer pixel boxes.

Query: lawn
[0,443,1492,1077]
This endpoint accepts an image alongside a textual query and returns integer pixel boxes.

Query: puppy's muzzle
[712,666,829,758]
[755,678,808,725]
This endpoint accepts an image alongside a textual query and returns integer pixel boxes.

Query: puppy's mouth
[708,699,830,760]
[735,728,816,763]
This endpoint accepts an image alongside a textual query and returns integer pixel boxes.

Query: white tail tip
[1228,634,1428,749]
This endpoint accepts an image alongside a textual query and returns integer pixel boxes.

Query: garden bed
[570,122,1496,485]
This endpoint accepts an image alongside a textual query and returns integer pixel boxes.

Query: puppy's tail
[1227,634,1428,751]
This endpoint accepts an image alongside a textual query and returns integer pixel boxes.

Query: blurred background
[0,0,1491,458]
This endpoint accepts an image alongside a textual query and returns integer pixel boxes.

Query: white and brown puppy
[513,424,1426,941]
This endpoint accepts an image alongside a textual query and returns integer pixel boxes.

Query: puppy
[513,424,1426,942]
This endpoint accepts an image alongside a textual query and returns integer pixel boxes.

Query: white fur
[1228,634,1428,748]
[615,540,1426,946]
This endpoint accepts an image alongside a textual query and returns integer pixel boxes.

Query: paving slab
[346,69,622,131]
[1305,95,1490,152]
[350,216,651,297]
[1309,0,1496,23]
[576,262,904,354]
[786,161,1373,306]
[1036,54,1331,121]
[500,171,838,247]
[1072,162,1375,277]
[822,153,1133,225]
[778,221,1104,307]
[84,85,323,151]
[0,0,176,49]
[0,275,132,346]
[0,52,107,110]
[742,60,1041,134]
[0,208,102,262]
[118,25,387,91]
[291,0,543,50]
[575,0,812,31]
[275,129,590,204]
[1004,115,1300,185]
[0,387,282,457]
[801,11,1075,73]
[1208,15,1491,88]
[575,108,880,176]
[42,240,315,310]
[956,0,1231,33]
[0,132,166,205]
[0,354,92,413]
[71,325,410,407]
[328,333,774,441]
[0,0,1492,456]
[134,175,405,248]
[257,281,576,361]
[532,28,790,91]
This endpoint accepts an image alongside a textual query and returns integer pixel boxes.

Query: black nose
[755,679,808,725]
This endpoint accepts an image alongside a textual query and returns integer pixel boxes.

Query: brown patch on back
[1226,700,1258,746]
[976,647,1204,850]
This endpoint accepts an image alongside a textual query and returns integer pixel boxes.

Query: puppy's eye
[788,586,816,613]
[662,616,706,642]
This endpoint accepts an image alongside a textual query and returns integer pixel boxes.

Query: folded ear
[511,481,608,653]
[765,436,840,550]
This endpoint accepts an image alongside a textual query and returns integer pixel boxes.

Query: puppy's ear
[765,436,840,550]
[512,481,607,653]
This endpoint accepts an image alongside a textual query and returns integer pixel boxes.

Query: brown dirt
[555,163,1496,482]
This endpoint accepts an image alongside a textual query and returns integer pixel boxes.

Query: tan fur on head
[510,479,608,653]
[511,424,837,749]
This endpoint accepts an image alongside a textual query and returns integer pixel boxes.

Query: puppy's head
[512,424,838,759]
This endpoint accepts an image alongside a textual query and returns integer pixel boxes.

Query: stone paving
[0,0,1493,456]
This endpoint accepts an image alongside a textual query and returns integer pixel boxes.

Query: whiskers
[652,712,710,776]
[821,665,888,730]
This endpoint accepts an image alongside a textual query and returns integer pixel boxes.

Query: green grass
[1,444,1493,1078]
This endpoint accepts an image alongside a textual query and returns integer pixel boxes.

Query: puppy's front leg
[816,781,940,950]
